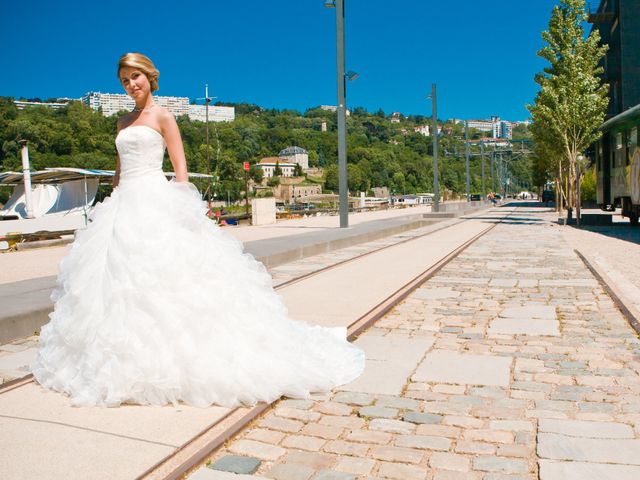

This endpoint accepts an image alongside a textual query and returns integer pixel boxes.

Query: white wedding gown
[32,125,365,408]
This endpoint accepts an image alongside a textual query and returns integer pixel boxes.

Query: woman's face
[119,67,151,100]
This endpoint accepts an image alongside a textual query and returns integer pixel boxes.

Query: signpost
[243,162,250,216]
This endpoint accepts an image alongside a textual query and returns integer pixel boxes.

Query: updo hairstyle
[117,52,160,92]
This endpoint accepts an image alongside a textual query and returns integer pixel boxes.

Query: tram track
[139,207,514,480]
[0,205,512,480]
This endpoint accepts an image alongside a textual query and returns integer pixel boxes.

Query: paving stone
[323,440,369,457]
[319,415,365,429]
[281,435,326,451]
[377,461,428,480]
[488,318,560,336]
[489,420,535,432]
[374,395,421,410]
[539,419,634,439]
[345,429,392,445]
[370,445,424,464]
[402,411,443,424]
[334,456,375,476]
[332,392,375,406]
[265,463,314,480]
[245,429,286,444]
[454,440,495,455]
[190,468,269,480]
[284,451,337,470]
[358,406,398,419]
[229,440,287,461]
[433,471,481,480]
[499,306,556,320]
[537,432,640,465]
[538,460,640,480]
[275,407,322,422]
[412,350,512,387]
[496,444,531,458]
[301,423,344,440]
[259,416,304,433]
[394,434,451,451]
[413,288,461,300]
[313,470,356,480]
[473,456,529,474]
[315,402,354,416]
[369,418,416,434]
[428,452,470,472]
[209,455,261,475]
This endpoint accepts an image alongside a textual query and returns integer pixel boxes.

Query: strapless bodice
[115,125,166,181]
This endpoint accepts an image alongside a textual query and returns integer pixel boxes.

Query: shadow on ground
[567,223,640,245]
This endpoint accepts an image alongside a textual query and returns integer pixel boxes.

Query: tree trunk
[576,160,582,226]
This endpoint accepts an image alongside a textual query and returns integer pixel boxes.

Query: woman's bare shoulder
[117,113,134,131]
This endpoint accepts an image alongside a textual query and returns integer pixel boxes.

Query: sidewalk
[0,207,504,480]
[0,202,494,345]
[192,204,640,480]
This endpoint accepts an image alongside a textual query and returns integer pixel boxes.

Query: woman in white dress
[31,53,365,408]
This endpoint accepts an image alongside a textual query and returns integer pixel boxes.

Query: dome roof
[279,146,308,156]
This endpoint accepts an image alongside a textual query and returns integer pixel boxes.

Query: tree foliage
[0,98,534,201]
[527,0,608,215]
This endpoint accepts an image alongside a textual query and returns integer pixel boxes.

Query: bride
[31,53,365,408]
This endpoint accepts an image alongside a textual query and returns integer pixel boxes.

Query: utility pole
[431,84,439,212]
[465,120,470,200]
[480,141,486,195]
[335,0,349,228]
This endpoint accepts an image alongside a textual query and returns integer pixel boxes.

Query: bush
[581,167,596,202]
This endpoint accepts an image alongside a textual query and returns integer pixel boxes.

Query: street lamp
[425,84,439,212]
[196,84,217,206]
[325,0,352,228]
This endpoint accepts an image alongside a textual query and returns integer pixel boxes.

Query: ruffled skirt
[32,174,364,407]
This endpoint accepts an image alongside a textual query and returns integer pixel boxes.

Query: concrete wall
[252,198,276,226]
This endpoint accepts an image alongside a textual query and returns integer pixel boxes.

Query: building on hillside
[14,99,73,110]
[319,105,351,116]
[391,112,402,123]
[413,125,430,136]
[279,146,309,170]
[372,186,390,198]
[257,158,295,178]
[276,184,323,204]
[466,116,512,139]
[187,104,235,122]
[81,92,234,121]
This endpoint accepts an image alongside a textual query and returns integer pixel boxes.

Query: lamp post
[426,84,439,212]
[19,140,34,218]
[465,120,470,200]
[196,85,216,206]
[325,0,350,228]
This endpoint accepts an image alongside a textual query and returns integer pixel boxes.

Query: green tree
[527,0,608,221]
[274,160,283,177]
[293,163,304,177]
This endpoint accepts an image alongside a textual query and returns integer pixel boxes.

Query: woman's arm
[159,110,188,183]
[114,118,124,188]
[114,153,121,188]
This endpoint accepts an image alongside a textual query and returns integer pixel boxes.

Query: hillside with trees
[0,96,532,203]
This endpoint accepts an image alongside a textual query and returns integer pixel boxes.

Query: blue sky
[1,0,562,121]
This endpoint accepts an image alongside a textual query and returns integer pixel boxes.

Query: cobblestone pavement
[0,215,468,385]
[195,207,640,480]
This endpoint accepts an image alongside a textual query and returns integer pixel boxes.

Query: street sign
[243,162,250,171]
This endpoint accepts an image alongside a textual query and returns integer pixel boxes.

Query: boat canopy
[0,167,213,185]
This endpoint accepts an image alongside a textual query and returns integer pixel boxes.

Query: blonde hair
[117,52,160,92]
